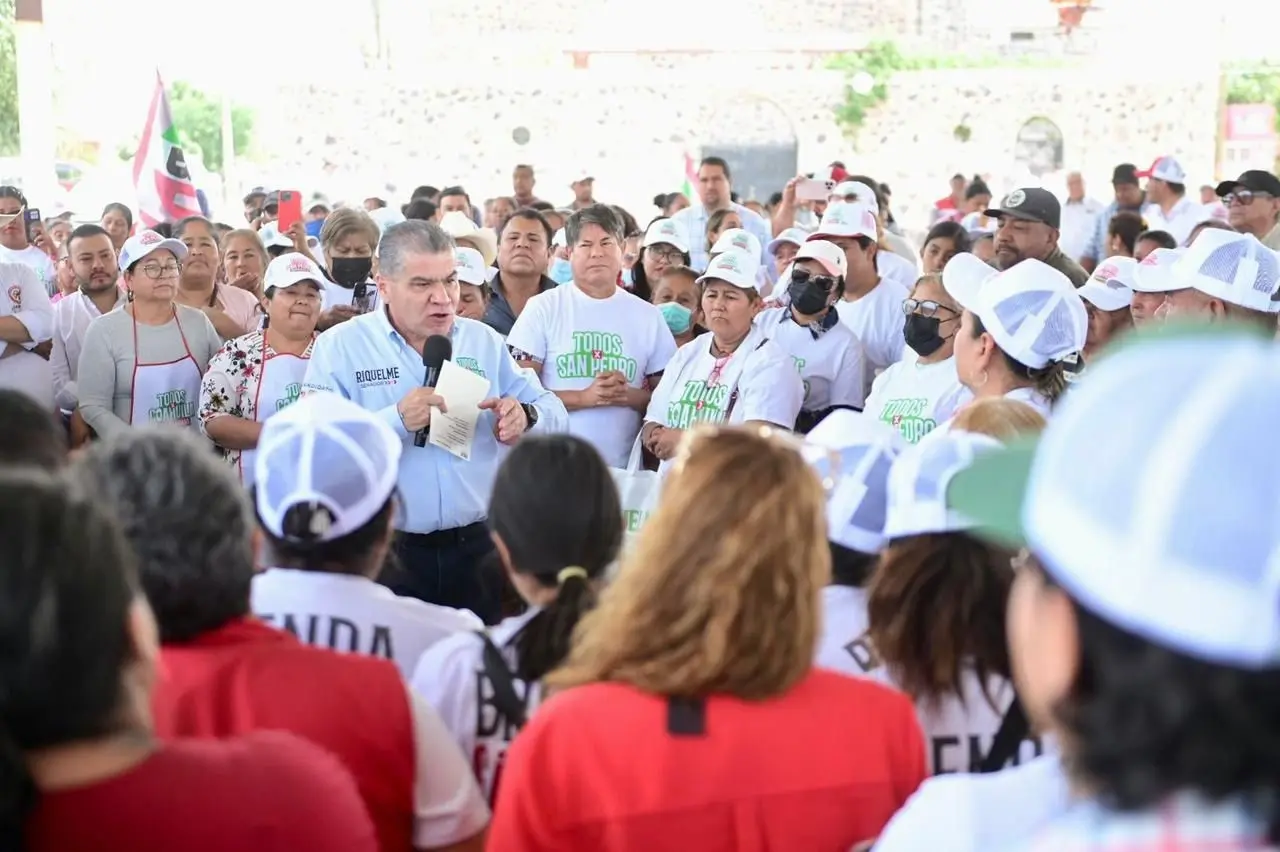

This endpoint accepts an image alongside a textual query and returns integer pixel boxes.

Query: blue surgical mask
[621,267,635,288]
[659,301,693,335]
[549,257,574,285]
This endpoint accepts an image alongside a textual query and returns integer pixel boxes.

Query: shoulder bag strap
[723,338,770,421]
[978,694,1030,773]
[478,630,527,729]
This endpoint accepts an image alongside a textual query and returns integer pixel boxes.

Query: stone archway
[1014,117,1065,178]
[701,96,799,203]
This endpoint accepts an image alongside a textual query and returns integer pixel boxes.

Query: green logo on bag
[275,383,302,412]
[149,389,195,423]
[623,508,648,532]
[879,397,936,444]
[666,380,731,429]
[555,331,637,381]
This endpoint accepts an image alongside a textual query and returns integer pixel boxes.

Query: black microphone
[413,335,453,448]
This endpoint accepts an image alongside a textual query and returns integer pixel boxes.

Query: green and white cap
[950,324,1280,669]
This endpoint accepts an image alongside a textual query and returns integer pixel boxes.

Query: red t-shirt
[26,731,377,852]
[153,618,416,851]
[488,668,927,851]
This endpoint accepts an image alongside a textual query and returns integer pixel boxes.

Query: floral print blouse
[198,329,316,469]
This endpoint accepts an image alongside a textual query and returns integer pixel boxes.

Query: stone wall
[257,62,1218,231]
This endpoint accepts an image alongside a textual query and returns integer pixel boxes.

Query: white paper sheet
[428,360,490,460]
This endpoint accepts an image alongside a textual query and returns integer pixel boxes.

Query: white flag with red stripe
[131,72,202,228]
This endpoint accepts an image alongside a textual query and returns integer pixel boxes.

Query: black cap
[1215,170,1280,199]
[1112,164,1140,185]
[984,187,1061,229]
[242,187,268,205]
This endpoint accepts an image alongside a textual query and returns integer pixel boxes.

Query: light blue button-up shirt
[303,309,568,534]
[672,201,774,273]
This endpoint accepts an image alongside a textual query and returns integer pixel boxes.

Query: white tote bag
[610,436,662,549]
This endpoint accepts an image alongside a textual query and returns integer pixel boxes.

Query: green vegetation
[119,81,254,174]
[1226,64,1280,134]
[828,40,1067,140]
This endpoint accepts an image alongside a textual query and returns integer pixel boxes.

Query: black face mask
[788,270,834,316]
[329,256,373,288]
[904,313,948,357]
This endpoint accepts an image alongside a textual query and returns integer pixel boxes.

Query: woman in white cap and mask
[946,255,1087,418]
[77,229,221,438]
[864,271,972,444]
[198,252,323,485]
[641,249,803,467]
[754,240,867,433]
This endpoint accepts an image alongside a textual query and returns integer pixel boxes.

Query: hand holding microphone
[412,335,453,448]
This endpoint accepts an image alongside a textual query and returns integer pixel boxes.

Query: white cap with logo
[642,217,690,254]
[710,228,762,260]
[766,226,811,256]
[254,392,402,545]
[696,248,762,292]
[944,258,1088,370]
[1140,156,1188,185]
[119,229,188,272]
[793,239,848,279]
[264,252,326,294]
[830,181,880,214]
[810,201,878,242]
[1131,247,1187,294]
[454,246,488,286]
[1079,256,1137,312]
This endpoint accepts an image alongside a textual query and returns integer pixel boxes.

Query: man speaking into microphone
[303,220,567,622]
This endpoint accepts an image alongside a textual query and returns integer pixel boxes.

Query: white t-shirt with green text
[833,278,910,398]
[508,283,675,467]
[864,355,971,444]
[644,325,803,468]
[755,306,867,412]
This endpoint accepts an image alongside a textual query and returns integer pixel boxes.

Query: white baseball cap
[710,228,762,260]
[945,258,1088,370]
[696,248,762,292]
[810,201,878,242]
[803,410,904,554]
[259,223,321,253]
[1131,247,1186,294]
[1170,229,1280,313]
[1139,156,1188,185]
[884,429,1003,540]
[119,229,188,272]
[255,391,402,545]
[454,246,487,286]
[952,326,1280,670]
[440,212,498,268]
[642,217,690,255]
[1078,256,1137,312]
[552,228,566,248]
[942,253,998,303]
[793,239,848,279]
[264,252,325,293]
[830,181,880,214]
[766,227,810,256]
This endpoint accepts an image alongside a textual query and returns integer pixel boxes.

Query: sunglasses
[790,268,836,290]
[1224,190,1273,207]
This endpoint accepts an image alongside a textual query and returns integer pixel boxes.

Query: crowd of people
[1,151,1280,850]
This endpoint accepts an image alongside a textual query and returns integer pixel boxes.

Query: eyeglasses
[902,298,958,318]
[138,263,181,279]
[1224,190,1272,207]
[648,246,685,264]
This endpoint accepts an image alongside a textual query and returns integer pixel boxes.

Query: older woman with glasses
[77,230,221,439]
[863,272,971,444]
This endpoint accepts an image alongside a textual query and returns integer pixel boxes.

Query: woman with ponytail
[2,470,376,851]
[411,433,623,805]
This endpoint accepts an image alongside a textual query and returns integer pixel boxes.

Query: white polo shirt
[0,261,54,408]
[252,568,484,680]
[507,283,675,467]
